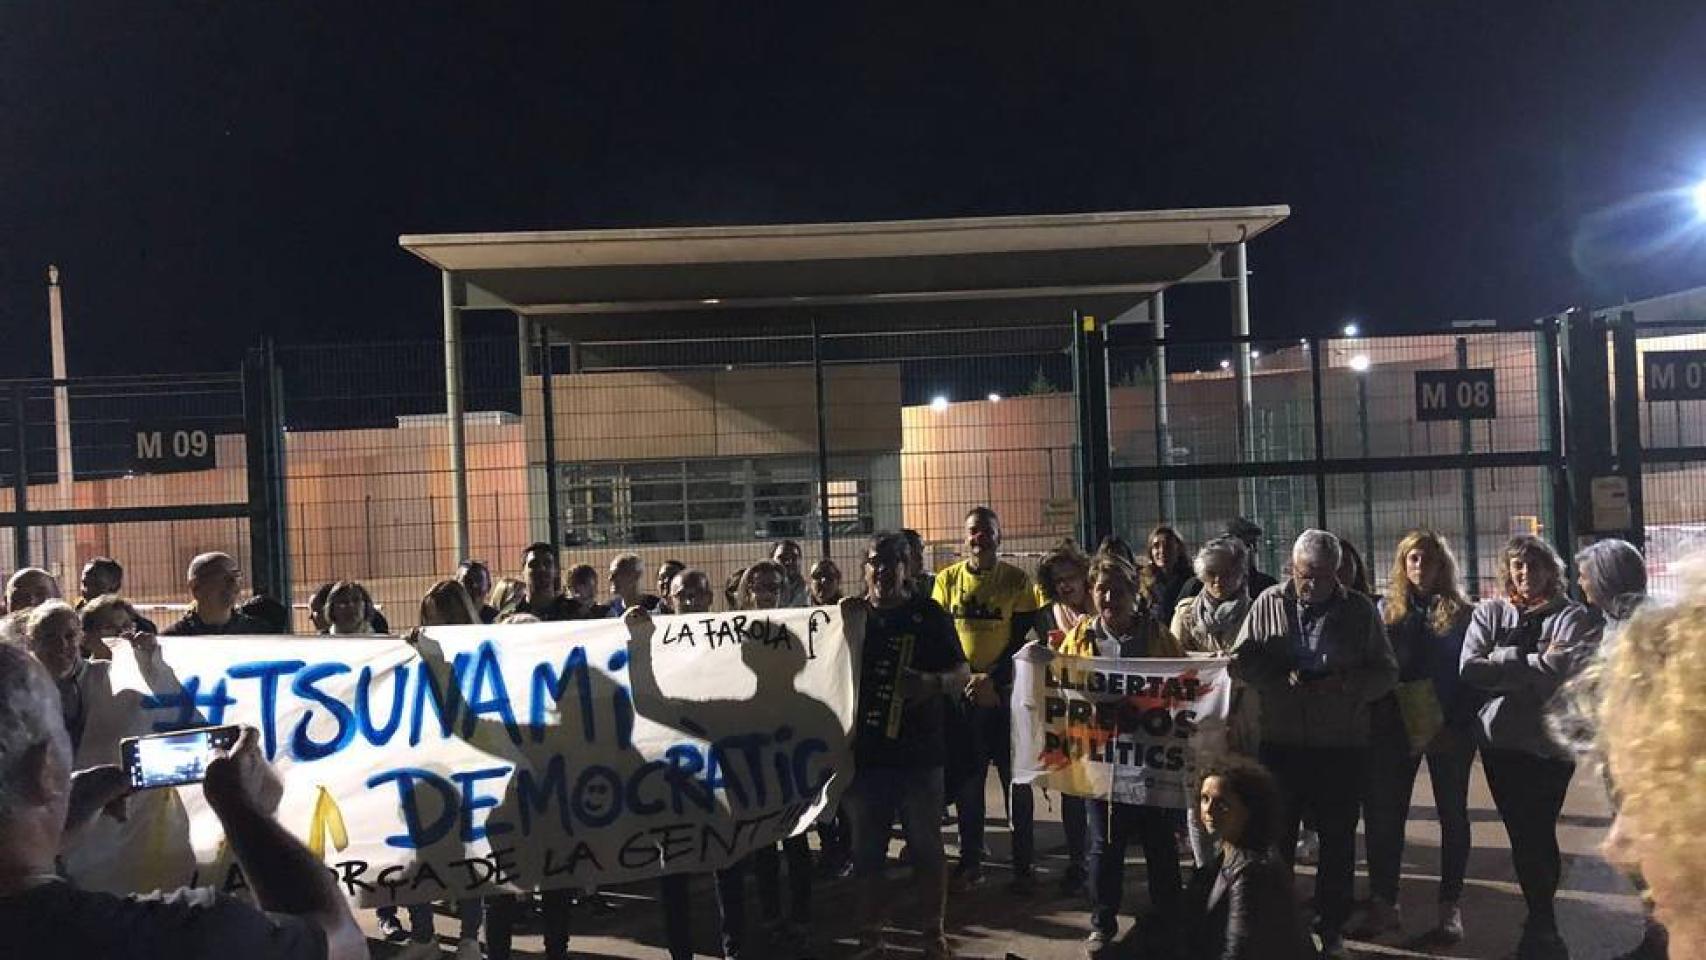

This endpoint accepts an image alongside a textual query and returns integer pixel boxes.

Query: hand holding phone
[119,725,243,791]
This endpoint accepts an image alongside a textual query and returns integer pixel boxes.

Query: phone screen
[121,725,242,790]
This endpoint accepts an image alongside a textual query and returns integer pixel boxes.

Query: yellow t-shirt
[932,560,1040,671]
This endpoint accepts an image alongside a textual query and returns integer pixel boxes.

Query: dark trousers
[1482,747,1576,931]
[754,835,813,924]
[1062,793,1087,872]
[1083,799,1182,935]
[486,888,570,960]
[954,700,1035,873]
[1263,742,1366,934]
[1364,723,1477,904]
[661,866,749,960]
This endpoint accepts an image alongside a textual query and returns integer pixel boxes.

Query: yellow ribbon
[307,785,350,859]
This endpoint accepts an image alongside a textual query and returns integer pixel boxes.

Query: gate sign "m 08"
[1415,369,1497,421]
[1644,350,1706,402]
[132,423,216,474]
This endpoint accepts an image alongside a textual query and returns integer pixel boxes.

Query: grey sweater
[1459,595,1603,759]
[1230,583,1398,749]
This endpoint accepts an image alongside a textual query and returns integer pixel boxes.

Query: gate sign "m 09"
[132,423,216,474]
[1644,350,1706,402]
[1415,369,1497,421]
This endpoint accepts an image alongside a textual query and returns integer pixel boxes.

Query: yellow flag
[307,785,350,860]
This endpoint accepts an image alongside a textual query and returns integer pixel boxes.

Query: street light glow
[1250,349,1261,360]
[1693,179,1706,219]
[930,395,950,412]
[1219,358,1231,370]
[987,392,1002,403]
[1349,354,1371,373]
[1343,322,1361,337]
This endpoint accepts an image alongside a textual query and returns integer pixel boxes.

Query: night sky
[4,3,1706,381]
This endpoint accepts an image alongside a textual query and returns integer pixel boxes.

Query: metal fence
[0,372,252,615]
[16,308,1706,628]
[1106,326,1563,598]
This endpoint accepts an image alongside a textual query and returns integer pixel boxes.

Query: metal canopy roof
[399,206,1288,335]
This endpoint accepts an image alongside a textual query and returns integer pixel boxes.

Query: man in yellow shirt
[933,505,1041,892]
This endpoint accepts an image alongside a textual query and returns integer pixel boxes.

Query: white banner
[98,607,855,907]
[1009,644,1233,809]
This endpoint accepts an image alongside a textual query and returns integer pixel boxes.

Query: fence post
[1152,292,1175,520]
[1612,310,1646,551]
[244,340,290,603]
[538,321,562,551]
[1072,311,1113,547]
[1307,337,1328,529]
[10,383,28,570]
[1539,318,1573,563]
[1456,337,1481,597]
[811,316,833,559]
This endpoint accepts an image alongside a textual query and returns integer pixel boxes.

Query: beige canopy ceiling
[400,206,1289,336]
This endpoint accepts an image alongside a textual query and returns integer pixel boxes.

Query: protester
[517,543,589,621]
[1182,757,1315,960]
[457,559,499,624]
[1591,559,1706,960]
[654,558,687,610]
[1561,538,1663,960]
[1031,541,1094,895]
[1056,555,1184,956]
[807,558,843,606]
[1146,525,1193,626]
[0,643,365,958]
[772,539,809,607]
[322,580,376,635]
[77,594,140,660]
[565,563,600,607]
[77,557,158,633]
[1170,536,1260,867]
[4,566,60,614]
[161,552,277,636]
[1335,535,1375,597]
[723,566,747,611]
[23,600,193,896]
[1358,530,1475,944]
[607,552,662,615]
[379,580,486,959]
[653,567,754,960]
[1095,535,1137,568]
[489,576,528,619]
[484,544,590,960]
[237,593,292,634]
[306,582,335,634]
[736,560,815,949]
[903,528,935,599]
[1230,529,1397,959]
[1460,535,1601,960]
[847,532,967,960]
[1183,518,1278,605]
[933,505,1040,893]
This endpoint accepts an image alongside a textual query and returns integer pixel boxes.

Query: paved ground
[363,758,1646,959]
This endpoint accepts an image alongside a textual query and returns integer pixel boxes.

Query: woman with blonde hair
[1460,535,1601,960]
[487,576,527,620]
[1592,560,1703,959]
[1356,531,1474,943]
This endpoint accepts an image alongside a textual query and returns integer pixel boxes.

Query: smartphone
[119,725,243,790]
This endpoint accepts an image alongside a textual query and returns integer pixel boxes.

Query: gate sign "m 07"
[1415,369,1497,421]
[132,423,216,474]
[1644,350,1706,402]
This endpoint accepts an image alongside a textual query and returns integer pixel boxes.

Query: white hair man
[161,552,276,636]
[0,643,364,958]
[1229,529,1397,959]
[4,567,61,615]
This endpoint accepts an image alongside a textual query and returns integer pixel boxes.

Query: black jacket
[1184,847,1314,960]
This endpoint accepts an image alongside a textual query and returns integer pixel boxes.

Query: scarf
[1192,588,1252,651]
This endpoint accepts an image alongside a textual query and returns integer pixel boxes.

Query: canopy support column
[442,272,469,564]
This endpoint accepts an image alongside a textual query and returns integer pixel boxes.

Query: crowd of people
[0,508,1697,960]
